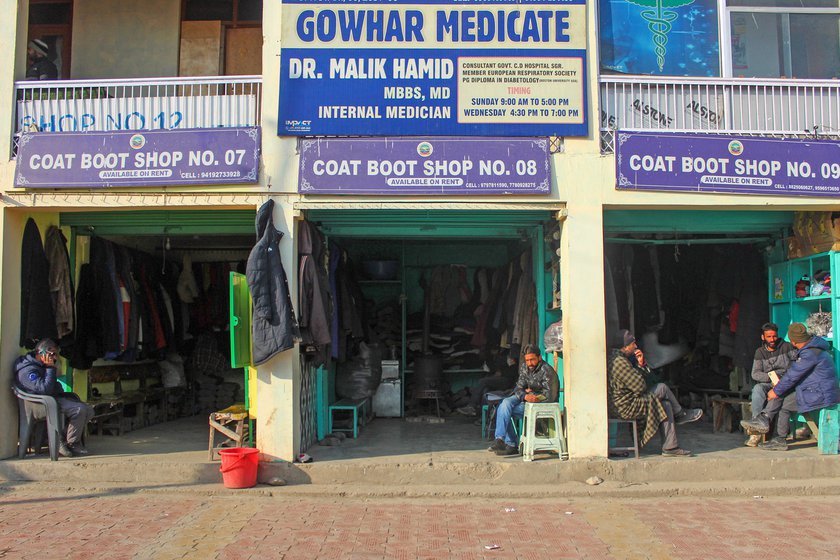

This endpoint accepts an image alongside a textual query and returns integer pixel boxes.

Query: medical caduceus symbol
[629,0,694,71]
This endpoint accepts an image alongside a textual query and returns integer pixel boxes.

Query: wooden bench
[711,396,751,433]
[328,398,367,439]
[87,362,168,433]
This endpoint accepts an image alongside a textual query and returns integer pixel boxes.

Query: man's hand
[767,389,778,400]
[524,393,540,403]
[634,349,646,368]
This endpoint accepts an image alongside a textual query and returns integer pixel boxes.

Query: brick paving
[0,488,838,559]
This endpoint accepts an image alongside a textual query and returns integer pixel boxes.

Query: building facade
[1,0,840,463]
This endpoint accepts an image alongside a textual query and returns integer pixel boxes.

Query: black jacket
[513,359,559,403]
[246,200,299,365]
[20,218,57,349]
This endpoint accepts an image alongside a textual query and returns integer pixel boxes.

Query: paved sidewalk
[0,485,838,559]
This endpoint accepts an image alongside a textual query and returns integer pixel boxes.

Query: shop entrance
[299,208,563,458]
[602,209,822,454]
[57,209,257,455]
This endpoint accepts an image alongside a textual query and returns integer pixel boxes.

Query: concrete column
[0,1,25,161]
[560,162,609,458]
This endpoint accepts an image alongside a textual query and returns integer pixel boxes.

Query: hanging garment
[298,220,331,365]
[89,237,121,357]
[246,200,300,365]
[68,263,96,369]
[44,226,74,342]
[329,240,342,360]
[20,219,58,349]
[177,254,200,303]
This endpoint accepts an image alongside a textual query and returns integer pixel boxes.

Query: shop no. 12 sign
[15,127,260,188]
[298,137,551,195]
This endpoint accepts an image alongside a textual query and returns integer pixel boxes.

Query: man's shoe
[758,437,788,451]
[740,413,770,434]
[58,443,74,458]
[675,408,703,425]
[69,444,90,456]
[744,434,762,447]
[661,447,692,457]
[494,444,519,456]
[456,405,477,417]
[487,438,506,452]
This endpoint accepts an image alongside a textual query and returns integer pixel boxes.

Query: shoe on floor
[744,434,762,447]
[675,408,703,425]
[488,438,506,452]
[58,443,74,458]
[661,447,692,457]
[456,405,477,417]
[69,443,90,456]
[758,437,788,451]
[494,444,519,456]
[740,413,770,434]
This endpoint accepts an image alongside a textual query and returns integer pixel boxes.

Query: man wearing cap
[26,38,58,80]
[608,329,703,457]
[741,322,839,451]
[13,339,94,457]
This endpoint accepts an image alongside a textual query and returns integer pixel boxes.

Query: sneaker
[488,438,506,452]
[675,408,703,425]
[744,434,761,447]
[456,405,477,417]
[494,444,519,456]
[661,447,692,457]
[758,437,788,451]
[58,443,74,458]
[69,443,90,456]
[740,413,770,434]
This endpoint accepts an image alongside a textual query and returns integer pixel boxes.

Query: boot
[740,412,770,434]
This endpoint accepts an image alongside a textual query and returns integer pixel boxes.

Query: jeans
[58,397,95,446]
[494,394,525,446]
[651,383,682,450]
[751,382,773,419]
[760,392,798,438]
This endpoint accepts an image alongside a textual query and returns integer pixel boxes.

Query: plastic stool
[519,402,567,461]
[608,418,640,459]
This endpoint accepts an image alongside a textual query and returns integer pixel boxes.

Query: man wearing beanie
[608,329,703,457]
[26,38,58,80]
[741,322,839,450]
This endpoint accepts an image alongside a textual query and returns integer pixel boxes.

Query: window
[183,0,261,24]
[28,0,73,78]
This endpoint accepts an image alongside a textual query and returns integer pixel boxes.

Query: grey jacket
[246,200,300,365]
[751,341,797,383]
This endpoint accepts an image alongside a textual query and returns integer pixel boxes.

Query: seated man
[14,339,95,458]
[456,348,518,417]
[741,323,839,451]
[744,322,798,447]
[608,330,702,457]
[487,344,558,456]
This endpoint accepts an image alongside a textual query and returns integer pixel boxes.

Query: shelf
[793,294,832,302]
[358,280,402,284]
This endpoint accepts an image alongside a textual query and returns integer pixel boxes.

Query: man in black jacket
[26,39,58,80]
[14,339,94,457]
[488,344,559,456]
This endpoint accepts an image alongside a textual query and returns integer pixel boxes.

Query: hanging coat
[298,220,331,366]
[20,218,57,349]
[44,226,74,341]
[246,200,300,365]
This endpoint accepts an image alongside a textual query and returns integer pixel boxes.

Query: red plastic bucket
[219,448,259,489]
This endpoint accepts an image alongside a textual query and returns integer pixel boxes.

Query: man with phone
[743,322,798,447]
[14,339,95,457]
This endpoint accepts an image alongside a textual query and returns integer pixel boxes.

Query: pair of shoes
[744,434,762,447]
[58,443,74,458]
[795,426,812,440]
[758,437,788,451]
[456,405,477,417]
[740,413,770,434]
[494,444,518,456]
[661,447,692,457]
[488,438,506,452]
[675,408,703,425]
[69,443,90,456]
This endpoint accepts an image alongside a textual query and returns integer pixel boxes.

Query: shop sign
[278,0,587,137]
[15,127,260,188]
[299,137,550,195]
[616,132,840,197]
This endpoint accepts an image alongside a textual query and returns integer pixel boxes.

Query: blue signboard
[279,0,588,137]
[599,0,719,77]
[15,127,260,188]
[616,132,840,197]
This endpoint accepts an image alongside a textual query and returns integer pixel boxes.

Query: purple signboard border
[616,131,840,197]
[15,127,260,188]
[298,137,551,196]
